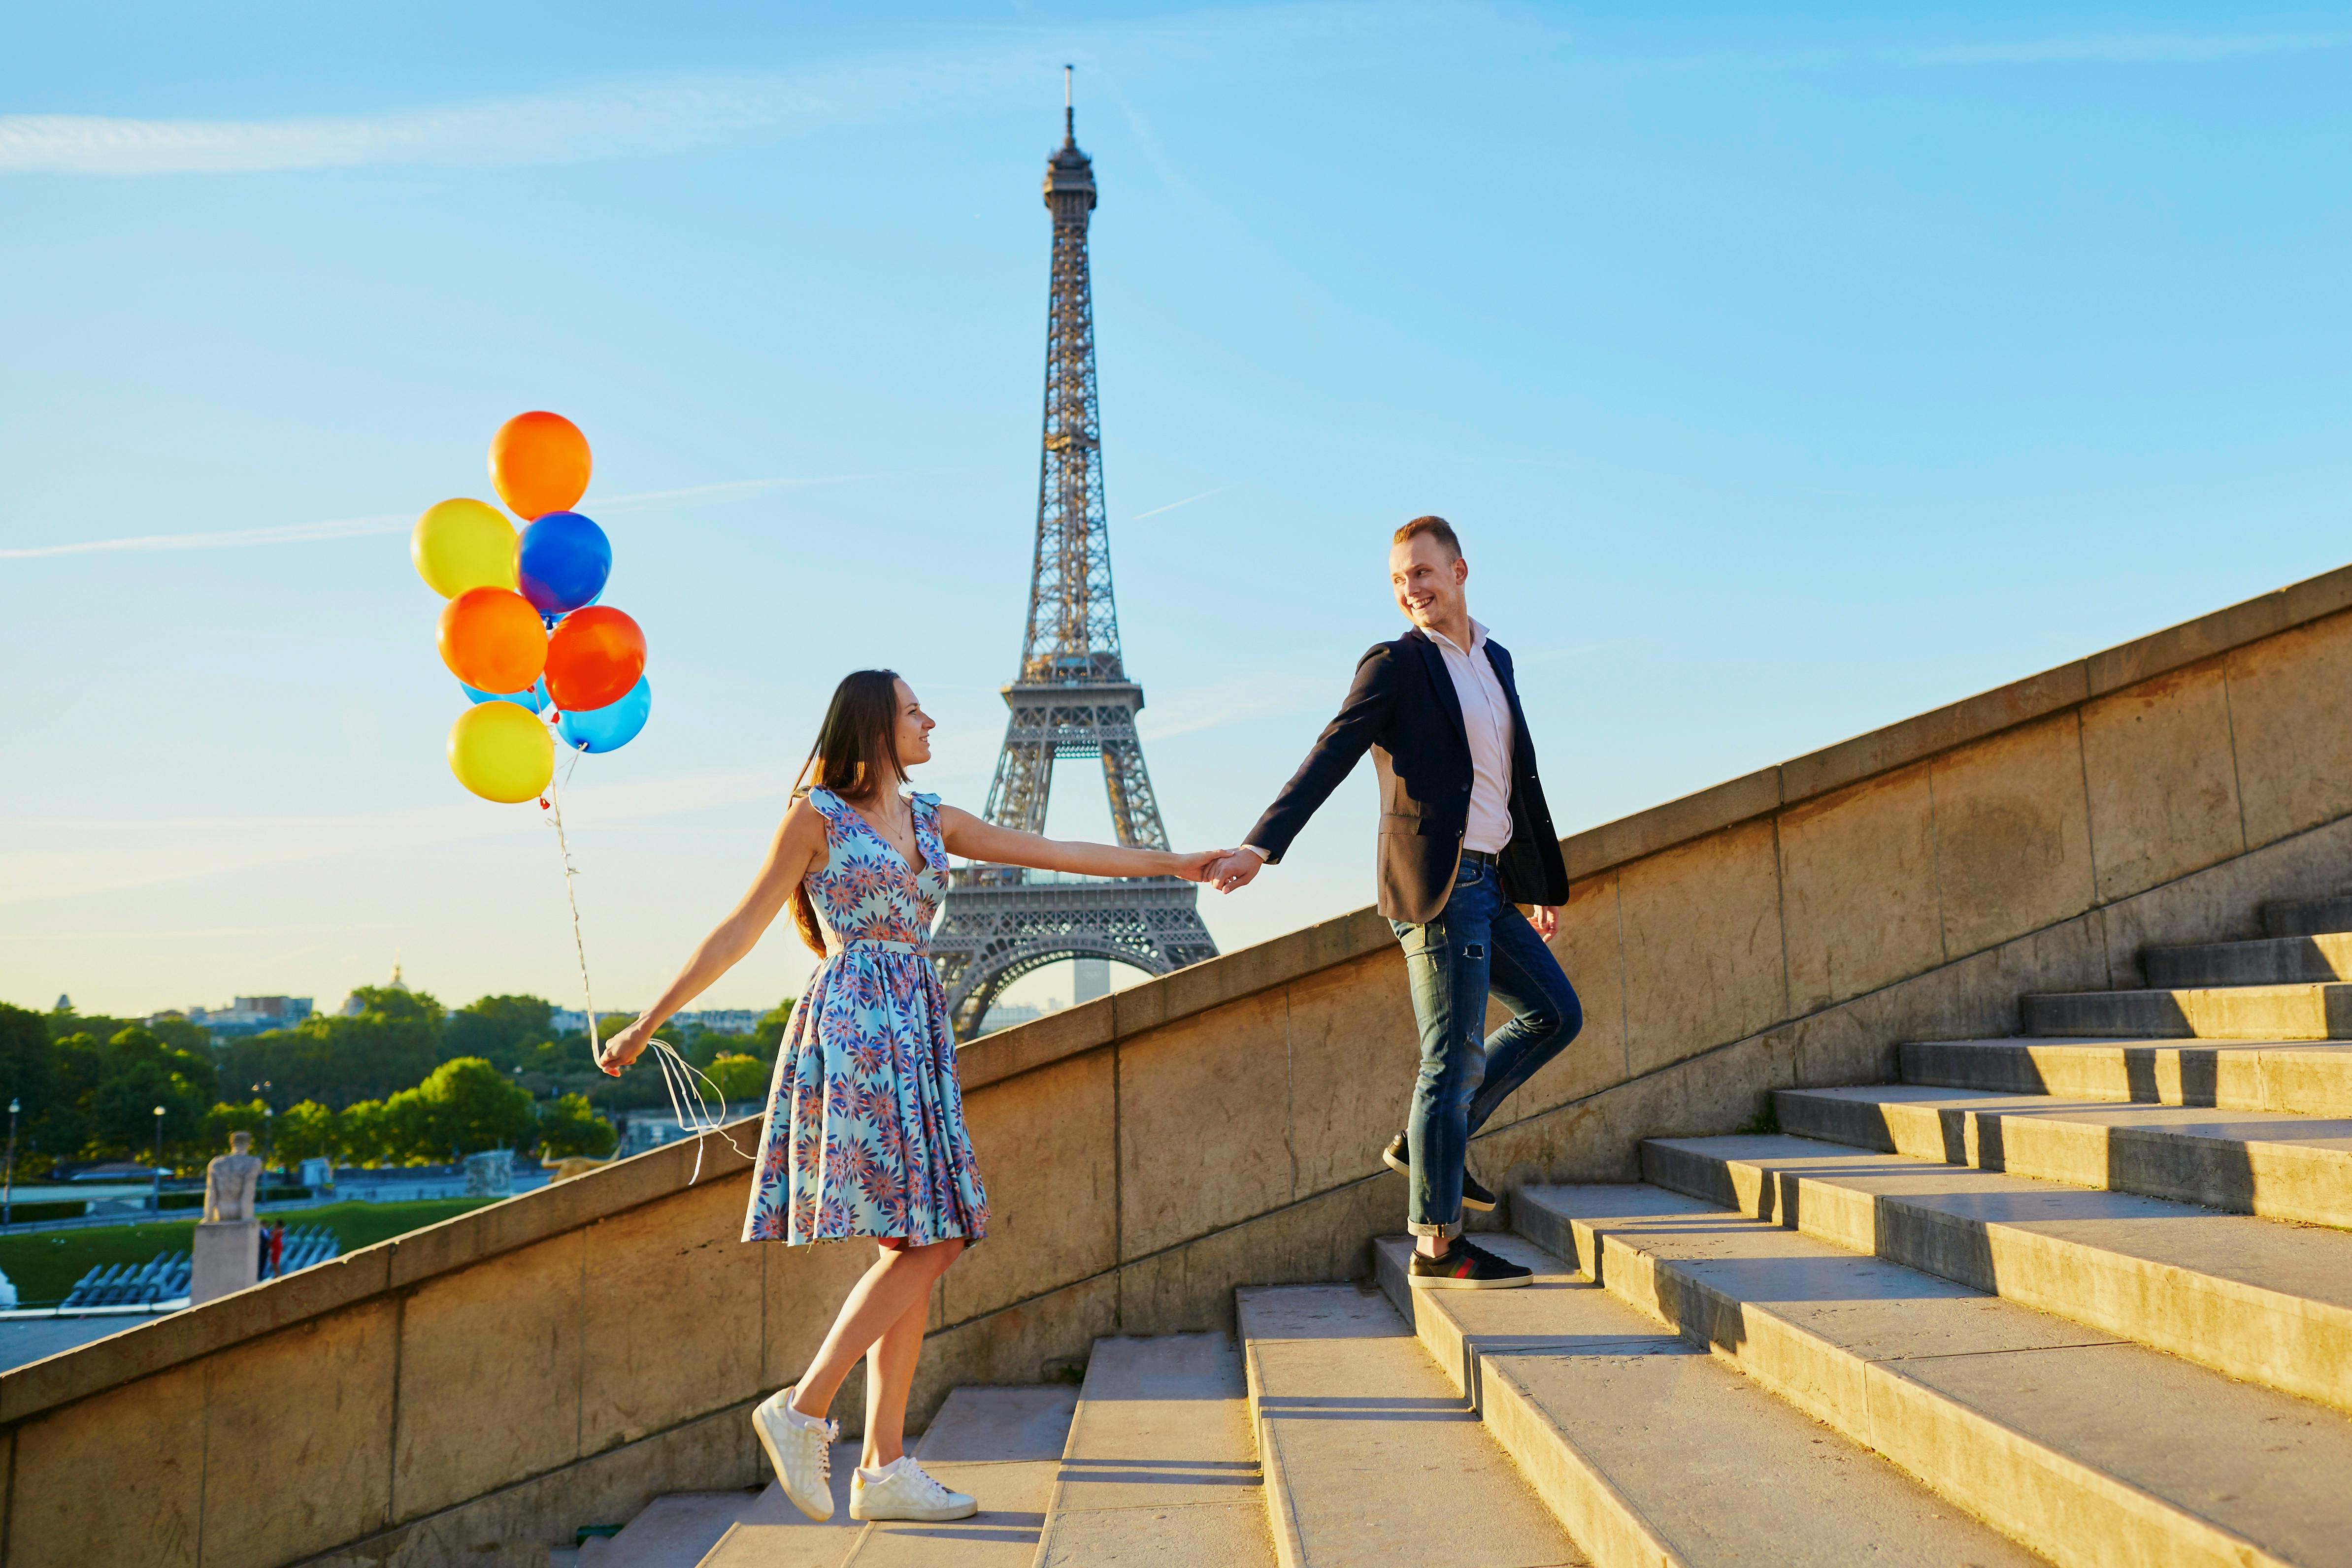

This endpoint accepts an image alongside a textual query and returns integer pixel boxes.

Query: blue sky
[4,3,2349,1019]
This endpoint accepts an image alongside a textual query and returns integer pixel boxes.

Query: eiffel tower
[930,73,1219,1040]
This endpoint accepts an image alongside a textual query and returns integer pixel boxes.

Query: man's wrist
[1242,845,1270,863]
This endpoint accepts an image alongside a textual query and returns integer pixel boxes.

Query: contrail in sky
[0,476,856,561]
[1132,486,1229,521]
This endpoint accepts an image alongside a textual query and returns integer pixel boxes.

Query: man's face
[1389,534,1467,632]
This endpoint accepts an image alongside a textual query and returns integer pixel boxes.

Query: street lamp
[151,1105,166,1214]
[3,1097,19,1231]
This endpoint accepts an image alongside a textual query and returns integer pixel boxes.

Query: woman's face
[892,678,936,768]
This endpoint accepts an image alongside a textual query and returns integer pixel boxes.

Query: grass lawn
[0,1198,498,1306]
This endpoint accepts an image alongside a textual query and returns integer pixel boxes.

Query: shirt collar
[1425,619,1490,657]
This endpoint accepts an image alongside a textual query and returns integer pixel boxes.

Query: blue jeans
[1391,856,1584,1238]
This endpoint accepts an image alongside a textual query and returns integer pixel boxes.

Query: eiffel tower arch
[930,73,1219,1040]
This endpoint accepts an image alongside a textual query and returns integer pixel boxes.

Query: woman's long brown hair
[789,669,908,955]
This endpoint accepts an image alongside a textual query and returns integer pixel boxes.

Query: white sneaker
[751,1387,838,1521]
[850,1455,977,1522]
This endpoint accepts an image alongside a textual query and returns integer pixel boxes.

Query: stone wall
[15,564,2352,1568]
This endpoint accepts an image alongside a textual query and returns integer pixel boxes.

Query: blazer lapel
[1410,629,1472,758]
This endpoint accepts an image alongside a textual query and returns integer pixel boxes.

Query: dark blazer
[1244,627,1571,924]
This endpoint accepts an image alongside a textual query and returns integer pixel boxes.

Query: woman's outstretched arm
[597,796,828,1074]
[935,804,1225,882]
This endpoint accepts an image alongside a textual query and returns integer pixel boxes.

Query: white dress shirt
[1240,619,1517,863]
[1426,620,1515,853]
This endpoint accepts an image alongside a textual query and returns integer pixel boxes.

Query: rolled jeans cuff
[1407,1218,1463,1240]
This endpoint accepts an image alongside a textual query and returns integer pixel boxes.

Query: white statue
[203,1131,264,1224]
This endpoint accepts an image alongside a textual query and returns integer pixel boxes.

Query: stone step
[1517,1183,2352,1568]
[698,1388,1076,1568]
[1640,1134,2352,1413]
[577,1492,772,1568]
[2264,894,2352,938]
[2021,982,2352,1040]
[1367,1234,2049,1568]
[1237,1283,1584,1568]
[690,1469,861,1568]
[1032,1334,1273,1568]
[1774,1084,2352,1228]
[1899,1037,2352,1116]
[2145,933,2352,988]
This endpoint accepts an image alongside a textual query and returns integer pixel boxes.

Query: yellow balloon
[448,701,553,804]
[412,498,519,598]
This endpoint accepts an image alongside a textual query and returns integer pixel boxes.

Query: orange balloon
[488,411,592,521]
[545,606,647,712]
[438,587,549,695]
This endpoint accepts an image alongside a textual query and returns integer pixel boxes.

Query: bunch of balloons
[410,413,654,803]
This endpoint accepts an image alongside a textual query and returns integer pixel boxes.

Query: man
[1206,516,1581,1289]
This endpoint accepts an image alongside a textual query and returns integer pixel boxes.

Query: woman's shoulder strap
[800,785,845,821]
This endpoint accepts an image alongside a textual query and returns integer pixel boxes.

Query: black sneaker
[1381,1134,1496,1212]
[1407,1238,1533,1290]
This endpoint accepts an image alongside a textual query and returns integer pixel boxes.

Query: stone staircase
[559,892,2352,1567]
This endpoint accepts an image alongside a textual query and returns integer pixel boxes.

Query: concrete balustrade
[22,560,2352,1568]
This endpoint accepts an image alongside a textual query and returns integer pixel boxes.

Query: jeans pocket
[1393,921,1446,958]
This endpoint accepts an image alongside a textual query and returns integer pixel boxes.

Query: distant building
[673,1009,761,1035]
[190,995,315,1041]
[1074,958,1110,1003]
[978,1002,1044,1035]
[551,1009,588,1035]
[338,961,412,1017]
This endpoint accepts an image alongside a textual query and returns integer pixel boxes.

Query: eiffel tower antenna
[929,77,1218,1039]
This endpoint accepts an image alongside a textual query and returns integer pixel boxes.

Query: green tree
[338,1100,392,1167]
[535,1093,617,1159]
[219,986,443,1109]
[398,1057,536,1159]
[203,1098,270,1154]
[748,1000,797,1057]
[85,1027,216,1168]
[46,1007,208,1058]
[274,1101,341,1170]
[706,1053,770,1104]
[442,994,555,1070]
[0,1003,56,1130]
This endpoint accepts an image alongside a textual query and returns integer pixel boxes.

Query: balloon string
[646,1038,753,1184]
[543,748,599,1064]
[540,725,750,1181]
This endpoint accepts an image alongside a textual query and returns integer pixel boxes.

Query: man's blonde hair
[1392,515,1461,558]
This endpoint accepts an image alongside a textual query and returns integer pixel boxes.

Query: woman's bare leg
[790,1239,963,1423]
[860,1280,936,1470]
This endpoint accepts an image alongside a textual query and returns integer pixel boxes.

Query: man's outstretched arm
[1211,645,1398,892]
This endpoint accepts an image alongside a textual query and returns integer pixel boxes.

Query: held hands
[596,1017,654,1077]
[1169,848,1231,883]
[1530,905,1560,941]
[1205,849,1263,894]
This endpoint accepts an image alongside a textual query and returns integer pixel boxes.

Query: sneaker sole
[1380,1146,1497,1211]
[753,1404,834,1522]
[852,1499,981,1523]
[1408,1271,1531,1289]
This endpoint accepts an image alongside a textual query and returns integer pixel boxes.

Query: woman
[596,669,1223,1525]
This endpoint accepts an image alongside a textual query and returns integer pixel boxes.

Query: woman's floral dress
[742,788,989,1247]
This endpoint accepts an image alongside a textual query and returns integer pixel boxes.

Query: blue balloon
[515,511,612,615]
[557,676,651,753]
[460,677,548,714]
